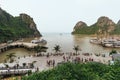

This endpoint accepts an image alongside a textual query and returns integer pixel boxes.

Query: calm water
[43,33,120,53]
[0,33,120,62]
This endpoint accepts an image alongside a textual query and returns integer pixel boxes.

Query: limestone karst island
[72,16,119,35]
[0,2,120,80]
[72,16,120,48]
[0,8,41,43]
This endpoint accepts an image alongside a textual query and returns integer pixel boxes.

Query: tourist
[53,59,55,67]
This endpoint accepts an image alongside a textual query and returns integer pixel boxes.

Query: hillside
[0,8,41,43]
[72,16,120,35]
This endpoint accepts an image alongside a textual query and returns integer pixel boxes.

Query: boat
[101,39,120,48]
[31,38,47,44]
[90,38,120,48]
[89,39,101,44]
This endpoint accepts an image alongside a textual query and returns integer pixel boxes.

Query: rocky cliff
[20,13,41,37]
[72,16,118,35]
[0,8,41,42]
[96,16,115,33]
[73,21,87,32]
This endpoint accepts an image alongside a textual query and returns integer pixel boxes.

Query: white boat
[89,39,101,44]
[31,39,47,44]
[104,43,113,47]
[101,39,120,48]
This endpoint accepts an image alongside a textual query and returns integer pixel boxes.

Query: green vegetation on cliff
[111,25,120,34]
[22,62,120,80]
[72,24,99,35]
[0,8,41,43]
[72,16,120,35]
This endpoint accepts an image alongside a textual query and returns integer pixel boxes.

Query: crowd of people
[44,52,97,68]
[15,52,111,71]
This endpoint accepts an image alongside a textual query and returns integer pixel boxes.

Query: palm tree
[4,58,7,63]
[73,45,81,55]
[16,64,20,69]
[23,63,27,68]
[30,61,37,68]
[53,45,61,54]
[34,45,47,56]
[6,53,16,63]
[4,64,9,69]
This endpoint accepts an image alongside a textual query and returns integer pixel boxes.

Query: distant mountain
[72,16,120,35]
[0,8,41,43]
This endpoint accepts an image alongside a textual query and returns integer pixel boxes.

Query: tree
[23,63,27,68]
[30,61,37,68]
[6,53,16,63]
[109,50,117,55]
[34,45,47,56]
[22,62,111,80]
[53,45,61,54]
[4,64,9,68]
[73,45,81,55]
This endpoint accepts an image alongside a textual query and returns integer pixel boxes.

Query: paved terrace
[9,42,38,48]
[0,42,39,53]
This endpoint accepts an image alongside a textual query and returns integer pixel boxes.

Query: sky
[0,0,120,33]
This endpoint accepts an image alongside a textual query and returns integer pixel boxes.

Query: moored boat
[89,39,101,44]
[101,39,120,48]
[31,38,47,44]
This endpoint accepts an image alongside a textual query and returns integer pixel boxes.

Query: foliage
[0,8,40,43]
[23,63,27,67]
[72,24,99,35]
[72,23,120,35]
[27,70,32,76]
[73,45,81,54]
[29,61,37,68]
[53,45,61,53]
[21,62,120,80]
[4,64,9,68]
[109,50,117,55]
[6,53,16,63]
[111,25,120,34]
[34,46,47,53]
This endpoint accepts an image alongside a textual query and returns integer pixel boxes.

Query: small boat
[31,38,47,44]
[89,39,101,44]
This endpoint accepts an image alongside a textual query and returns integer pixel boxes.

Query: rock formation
[20,13,41,37]
[0,8,41,42]
[73,21,87,31]
[72,16,117,35]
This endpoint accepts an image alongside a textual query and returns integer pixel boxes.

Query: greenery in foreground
[21,62,120,80]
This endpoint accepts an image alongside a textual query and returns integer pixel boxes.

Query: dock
[0,42,39,53]
[0,69,31,76]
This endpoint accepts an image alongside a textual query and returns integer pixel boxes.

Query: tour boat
[89,39,101,44]
[101,39,120,48]
[31,38,47,44]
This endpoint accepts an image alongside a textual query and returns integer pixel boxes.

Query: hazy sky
[1,0,120,33]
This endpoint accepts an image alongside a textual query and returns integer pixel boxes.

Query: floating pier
[0,42,39,53]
